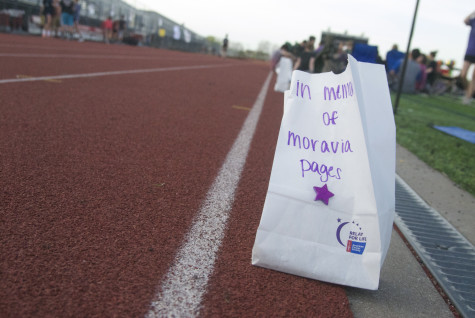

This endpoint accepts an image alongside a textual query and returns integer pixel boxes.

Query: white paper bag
[274,57,293,92]
[252,55,395,290]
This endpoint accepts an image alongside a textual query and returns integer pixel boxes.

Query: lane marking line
[232,105,252,111]
[0,64,234,85]
[16,74,62,83]
[0,52,198,61]
[0,44,211,59]
[146,72,272,318]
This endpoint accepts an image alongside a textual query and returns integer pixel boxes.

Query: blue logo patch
[346,240,366,255]
[336,217,367,255]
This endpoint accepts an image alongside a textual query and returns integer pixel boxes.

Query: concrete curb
[346,143,475,317]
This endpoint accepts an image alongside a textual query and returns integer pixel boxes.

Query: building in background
[0,0,219,53]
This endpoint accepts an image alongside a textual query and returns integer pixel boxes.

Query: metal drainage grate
[394,175,475,318]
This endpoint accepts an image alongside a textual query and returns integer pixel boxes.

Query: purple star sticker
[313,184,334,205]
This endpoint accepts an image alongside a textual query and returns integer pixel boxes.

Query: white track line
[0,43,199,57]
[0,52,195,60]
[146,72,272,318]
[0,64,233,84]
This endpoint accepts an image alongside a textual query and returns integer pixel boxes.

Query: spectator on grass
[461,10,475,105]
[389,48,422,94]
[386,44,404,73]
[416,53,427,93]
[102,16,113,44]
[446,60,456,77]
[41,0,55,38]
[425,51,439,93]
[386,44,405,87]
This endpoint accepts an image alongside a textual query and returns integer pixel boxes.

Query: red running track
[0,33,352,317]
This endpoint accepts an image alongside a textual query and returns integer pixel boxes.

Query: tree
[257,40,271,55]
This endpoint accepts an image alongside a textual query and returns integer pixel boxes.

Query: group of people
[271,35,365,92]
[41,0,82,41]
[102,15,127,44]
[41,0,128,44]
[388,10,475,104]
[387,47,452,95]
[271,36,326,75]
[272,35,361,77]
[272,10,475,105]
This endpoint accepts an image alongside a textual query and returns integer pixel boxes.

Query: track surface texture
[0,34,352,317]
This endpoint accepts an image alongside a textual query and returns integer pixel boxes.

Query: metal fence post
[393,0,420,114]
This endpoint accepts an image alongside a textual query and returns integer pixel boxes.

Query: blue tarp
[352,43,378,63]
[433,126,475,144]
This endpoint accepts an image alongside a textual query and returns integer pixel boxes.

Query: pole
[393,0,420,114]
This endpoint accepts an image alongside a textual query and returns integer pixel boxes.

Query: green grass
[393,94,475,197]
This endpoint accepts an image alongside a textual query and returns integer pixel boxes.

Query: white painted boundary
[0,64,233,84]
[0,43,200,58]
[0,53,193,60]
[146,72,272,318]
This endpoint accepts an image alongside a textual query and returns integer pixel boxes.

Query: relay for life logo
[336,218,367,255]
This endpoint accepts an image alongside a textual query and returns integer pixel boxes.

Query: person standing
[221,34,228,58]
[308,35,316,48]
[425,51,439,93]
[273,44,295,92]
[73,0,83,41]
[314,40,326,74]
[102,16,113,44]
[52,0,61,37]
[41,0,55,37]
[461,10,475,104]
[60,0,75,39]
[293,43,316,73]
[118,15,126,42]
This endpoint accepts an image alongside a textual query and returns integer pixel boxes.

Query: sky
[129,0,473,69]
